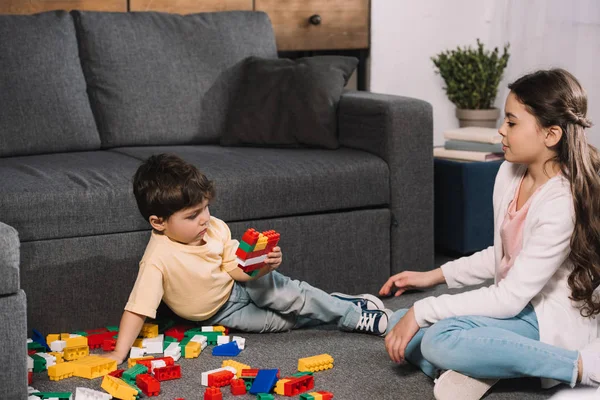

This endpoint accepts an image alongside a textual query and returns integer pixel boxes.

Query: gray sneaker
[434,370,498,400]
[353,308,393,336]
[330,292,385,310]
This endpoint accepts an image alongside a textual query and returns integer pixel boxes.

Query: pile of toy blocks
[236,228,280,274]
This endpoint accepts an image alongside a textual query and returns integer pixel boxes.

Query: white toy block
[150,359,166,374]
[142,334,164,354]
[236,254,267,267]
[201,326,214,332]
[129,346,145,358]
[190,334,208,349]
[28,397,40,400]
[28,356,34,370]
[27,338,33,343]
[201,366,236,386]
[164,342,181,361]
[50,340,67,352]
[217,335,230,345]
[69,334,81,338]
[37,352,56,368]
[28,386,39,394]
[75,387,112,400]
[232,336,246,350]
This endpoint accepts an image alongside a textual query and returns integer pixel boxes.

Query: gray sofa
[0,10,432,398]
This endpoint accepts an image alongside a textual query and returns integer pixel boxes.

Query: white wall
[370,0,600,148]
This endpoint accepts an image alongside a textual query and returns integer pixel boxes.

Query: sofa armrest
[338,91,433,274]
[0,221,20,295]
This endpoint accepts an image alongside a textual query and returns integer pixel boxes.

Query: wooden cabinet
[0,0,126,13]
[129,0,252,13]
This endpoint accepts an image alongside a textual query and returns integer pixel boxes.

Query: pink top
[498,174,545,281]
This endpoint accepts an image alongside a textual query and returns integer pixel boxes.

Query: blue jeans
[203,271,362,332]
[389,304,579,386]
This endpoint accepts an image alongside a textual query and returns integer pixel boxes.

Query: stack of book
[434,127,505,162]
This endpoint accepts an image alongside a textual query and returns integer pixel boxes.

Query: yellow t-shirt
[125,216,239,321]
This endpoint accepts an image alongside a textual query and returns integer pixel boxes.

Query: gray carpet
[30,255,566,399]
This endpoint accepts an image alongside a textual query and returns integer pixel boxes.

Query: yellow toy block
[185,341,201,358]
[101,375,138,400]
[48,362,74,381]
[253,234,268,251]
[221,360,251,377]
[127,355,154,369]
[48,352,64,363]
[298,353,334,372]
[141,323,159,338]
[274,378,291,395]
[213,325,227,332]
[307,393,324,400]
[46,334,60,344]
[71,355,117,379]
[132,338,144,348]
[60,333,70,340]
[65,336,88,348]
[63,345,89,361]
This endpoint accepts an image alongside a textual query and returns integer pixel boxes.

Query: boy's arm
[227,265,273,282]
[105,310,146,365]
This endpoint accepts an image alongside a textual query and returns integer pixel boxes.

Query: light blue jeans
[203,271,362,332]
[389,304,579,386]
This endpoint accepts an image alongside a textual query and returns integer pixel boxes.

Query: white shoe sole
[330,292,385,310]
[433,370,498,400]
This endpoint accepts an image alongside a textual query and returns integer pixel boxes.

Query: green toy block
[31,353,46,373]
[291,371,314,378]
[299,394,315,400]
[73,331,88,337]
[248,269,260,278]
[27,342,45,352]
[163,335,177,343]
[31,392,73,400]
[122,364,148,383]
[183,330,222,344]
[153,318,175,333]
[163,340,179,351]
[238,240,254,253]
[256,394,274,400]
[106,325,119,332]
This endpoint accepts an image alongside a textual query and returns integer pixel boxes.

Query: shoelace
[356,311,377,332]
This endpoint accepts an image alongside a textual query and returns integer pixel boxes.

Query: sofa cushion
[0,222,20,296]
[73,10,278,148]
[0,11,100,157]
[221,56,358,149]
[112,146,390,222]
[0,152,147,242]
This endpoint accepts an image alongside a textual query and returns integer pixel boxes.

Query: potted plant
[432,39,510,128]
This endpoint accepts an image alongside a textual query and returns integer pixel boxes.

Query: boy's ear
[545,125,563,148]
[149,215,166,232]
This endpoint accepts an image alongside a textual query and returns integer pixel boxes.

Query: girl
[379,69,600,400]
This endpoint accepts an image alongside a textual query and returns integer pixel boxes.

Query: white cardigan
[414,161,598,385]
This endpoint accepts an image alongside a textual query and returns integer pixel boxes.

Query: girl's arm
[439,245,496,288]
[414,191,573,327]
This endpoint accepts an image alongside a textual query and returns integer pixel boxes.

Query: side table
[434,158,503,255]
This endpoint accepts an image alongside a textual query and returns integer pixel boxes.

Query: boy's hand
[265,246,282,271]
[103,351,125,366]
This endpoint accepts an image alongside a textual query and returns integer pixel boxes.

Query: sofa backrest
[73,10,278,148]
[0,11,101,158]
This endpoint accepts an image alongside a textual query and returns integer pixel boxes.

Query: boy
[106,153,392,364]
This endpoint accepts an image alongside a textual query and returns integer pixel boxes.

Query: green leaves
[431,39,510,109]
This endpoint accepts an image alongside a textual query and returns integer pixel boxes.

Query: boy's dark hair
[133,153,215,221]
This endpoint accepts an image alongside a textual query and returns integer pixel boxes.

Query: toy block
[235,247,249,259]
[164,342,181,361]
[122,363,148,383]
[274,379,291,395]
[46,334,60,344]
[48,352,63,363]
[75,387,112,400]
[65,336,88,348]
[60,333,70,340]
[30,392,73,399]
[203,387,222,400]
[48,362,74,381]
[70,355,117,379]
[141,323,159,338]
[221,360,251,378]
[232,336,246,350]
[87,331,117,349]
[136,373,160,397]
[316,391,334,400]
[37,352,56,368]
[184,341,201,358]
[28,370,32,385]
[201,366,237,386]
[164,325,194,341]
[298,354,334,372]
[230,379,247,395]
[143,334,164,354]
[237,240,254,253]
[300,391,333,400]
[102,338,117,352]
[106,325,119,332]
[49,340,66,352]
[108,369,125,378]
[249,369,279,394]
[282,374,314,396]
[240,368,259,378]
[241,228,260,244]
[136,356,174,371]
[129,346,145,358]
[236,254,267,267]
[101,375,137,400]
[32,329,50,352]
[31,354,46,372]
[28,341,46,353]
[63,345,89,361]
[186,330,222,345]
[212,341,240,356]
[256,394,275,400]
[28,355,34,370]
[207,369,234,387]
[132,338,144,348]
[190,334,208,348]
[153,364,181,381]
[217,335,230,345]
[127,355,154,369]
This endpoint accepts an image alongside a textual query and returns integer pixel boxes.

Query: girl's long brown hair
[509,69,600,317]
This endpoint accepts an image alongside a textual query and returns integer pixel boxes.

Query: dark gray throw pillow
[221,56,358,149]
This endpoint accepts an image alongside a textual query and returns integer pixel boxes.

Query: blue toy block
[32,328,50,351]
[211,341,241,356]
[249,369,279,395]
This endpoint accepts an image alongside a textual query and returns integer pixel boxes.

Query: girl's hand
[379,269,445,297]
[385,307,420,363]
[265,246,282,271]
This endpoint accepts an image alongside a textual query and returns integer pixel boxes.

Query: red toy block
[241,228,259,245]
[235,247,249,259]
[204,387,223,400]
[28,371,32,385]
[88,331,116,349]
[230,379,246,395]
[136,373,161,396]
[108,369,125,378]
[86,328,109,335]
[240,368,259,378]
[164,325,194,341]
[283,375,314,396]
[27,349,38,356]
[207,370,234,387]
[316,391,334,399]
[102,338,117,352]
[154,364,181,381]
[137,356,174,370]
